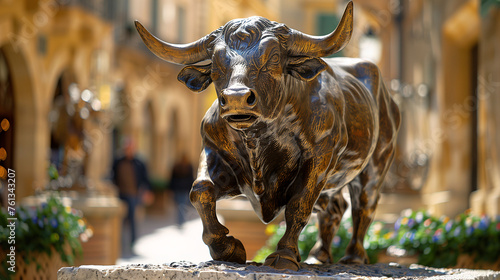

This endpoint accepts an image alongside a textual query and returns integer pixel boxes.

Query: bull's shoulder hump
[324,57,384,99]
[324,58,380,80]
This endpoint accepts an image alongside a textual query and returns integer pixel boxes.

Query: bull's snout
[220,87,257,110]
[219,87,259,129]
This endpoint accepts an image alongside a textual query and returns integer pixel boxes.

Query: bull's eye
[264,53,280,71]
[269,53,279,65]
[220,95,227,107]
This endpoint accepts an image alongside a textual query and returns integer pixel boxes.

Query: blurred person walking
[112,138,151,251]
[170,153,194,229]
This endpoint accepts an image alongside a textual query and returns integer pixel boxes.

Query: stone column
[471,6,500,217]
[422,0,479,217]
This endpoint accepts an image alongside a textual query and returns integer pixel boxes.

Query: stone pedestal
[71,195,125,265]
[58,262,500,280]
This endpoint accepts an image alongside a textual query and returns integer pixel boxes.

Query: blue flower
[453,227,461,237]
[333,236,341,248]
[399,236,406,245]
[466,226,474,236]
[18,209,27,220]
[50,218,58,228]
[409,232,416,242]
[478,217,489,230]
[38,218,44,228]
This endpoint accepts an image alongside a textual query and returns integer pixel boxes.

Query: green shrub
[0,193,91,278]
[254,209,500,268]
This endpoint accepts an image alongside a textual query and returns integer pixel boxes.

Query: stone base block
[58,261,500,280]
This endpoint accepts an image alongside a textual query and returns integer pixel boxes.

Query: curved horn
[288,1,353,57]
[134,21,213,65]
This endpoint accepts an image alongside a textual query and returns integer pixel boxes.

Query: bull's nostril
[247,92,256,106]
[220,96,227,107]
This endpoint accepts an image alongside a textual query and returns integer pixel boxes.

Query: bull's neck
[241,131,264,195]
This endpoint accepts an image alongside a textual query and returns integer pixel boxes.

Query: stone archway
[1,43,43,199]
[0,47,15,206]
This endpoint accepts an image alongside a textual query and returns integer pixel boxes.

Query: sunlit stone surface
[58,261,500,280]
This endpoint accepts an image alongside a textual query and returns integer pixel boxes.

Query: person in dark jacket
[112,138,151,249]
[170,153,194,228]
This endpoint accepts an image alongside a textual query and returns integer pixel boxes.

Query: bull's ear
[286,56,328,81]
[177,64,212,92]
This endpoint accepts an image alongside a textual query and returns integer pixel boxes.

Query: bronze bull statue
[135,1,400,270]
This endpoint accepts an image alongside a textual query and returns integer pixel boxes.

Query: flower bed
[254,209,500,269]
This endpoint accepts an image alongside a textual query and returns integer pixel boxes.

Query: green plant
[1,193,92,278]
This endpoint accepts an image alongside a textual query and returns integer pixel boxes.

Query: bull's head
[135,2,353,130]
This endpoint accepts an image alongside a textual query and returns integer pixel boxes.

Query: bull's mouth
[227,114,256,122]
[223,113,258,129]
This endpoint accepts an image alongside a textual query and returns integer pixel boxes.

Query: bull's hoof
[339,254,368,264]
[211,236,247,264]
[307,244,332,264]
[263,249,300,271]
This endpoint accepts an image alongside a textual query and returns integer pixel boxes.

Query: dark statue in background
[135,1,400,270]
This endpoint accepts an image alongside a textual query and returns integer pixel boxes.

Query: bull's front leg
[264,168,322,271]
[190,150,246,264]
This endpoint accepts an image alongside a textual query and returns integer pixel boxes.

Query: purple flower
[407,218,415,228]
[394,219,401,231]
[445,221,453,232]
[453,227,461,237]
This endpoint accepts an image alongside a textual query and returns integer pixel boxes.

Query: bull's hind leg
[190,179,246,263]
[308,192,348,264]
[340,157,393,264]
